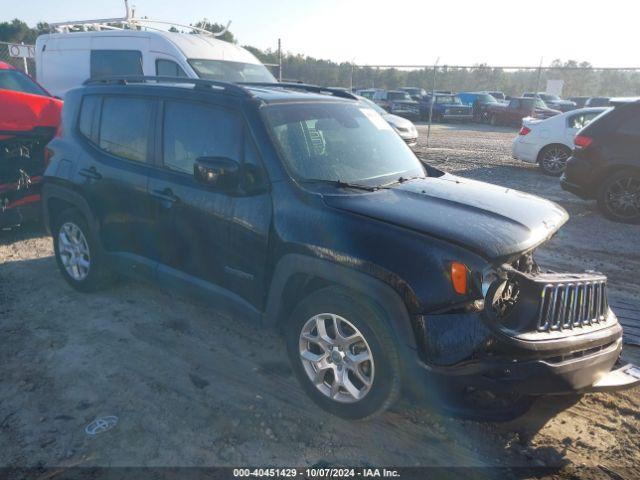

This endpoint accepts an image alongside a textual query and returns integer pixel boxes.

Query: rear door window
[156,59,188,77]
[162,101,242,175]
[98,97,154,163]
[568,111,602,129]
[90,50,143,78]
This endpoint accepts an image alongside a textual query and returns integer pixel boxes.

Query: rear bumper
[560,175,591,199]
[512,137,539,163]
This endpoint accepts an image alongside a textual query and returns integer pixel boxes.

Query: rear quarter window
[78,95,101,144]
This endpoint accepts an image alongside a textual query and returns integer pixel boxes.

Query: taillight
[519,126,531,136]
[574,134,593,148]
[450,262,468,295]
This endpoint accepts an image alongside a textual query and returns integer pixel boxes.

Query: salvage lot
[1,124,640,474]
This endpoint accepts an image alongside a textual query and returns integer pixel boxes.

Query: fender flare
[41,182,100,237]
[264,253,418,352]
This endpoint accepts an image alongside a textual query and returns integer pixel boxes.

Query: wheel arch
[264,254,418,354]
[42,183,99,237]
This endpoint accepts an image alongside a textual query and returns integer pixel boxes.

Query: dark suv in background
[42,77,639,420]
[562,99,640,223]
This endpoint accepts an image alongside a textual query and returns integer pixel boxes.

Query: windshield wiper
[380,175,425,188]
[300,179,381,192]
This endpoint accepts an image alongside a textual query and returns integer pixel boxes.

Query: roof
[81,76,358,104]
[37,30,263,65]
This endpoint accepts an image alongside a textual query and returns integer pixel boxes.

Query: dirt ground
[1,123,639,477]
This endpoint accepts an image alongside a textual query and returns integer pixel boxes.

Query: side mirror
[194,156,239,190]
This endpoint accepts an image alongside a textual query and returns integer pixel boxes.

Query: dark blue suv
[42,76,638,420]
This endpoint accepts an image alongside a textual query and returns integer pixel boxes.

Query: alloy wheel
[541,147,569,174]
[58,222,91,281]
[604,175,640,220]
[298,313,375,403]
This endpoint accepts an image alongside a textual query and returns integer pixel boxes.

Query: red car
[486,97,561,126]
[0,61,62,228]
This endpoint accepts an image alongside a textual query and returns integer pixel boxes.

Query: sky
[5,0,640,68]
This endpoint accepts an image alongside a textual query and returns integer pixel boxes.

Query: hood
[323,173,569,260]
[0,89,62,137]
[383,113,416,131]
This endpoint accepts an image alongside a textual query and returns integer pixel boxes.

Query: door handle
[78,166,102,181]
[152,187,180,205]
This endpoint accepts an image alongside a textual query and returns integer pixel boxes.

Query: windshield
[387,91,412,101]
[188,59,276,83]
[436,95,462,104]
[478,93,498,103]
[263,102,424,186]
[521,98,548,109]
[357,96,387,115]
[0,70,48,96]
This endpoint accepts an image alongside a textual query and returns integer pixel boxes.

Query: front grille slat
[537,278,608,332]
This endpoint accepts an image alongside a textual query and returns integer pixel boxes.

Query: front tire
[285,286,401,420]
[597,170,640,224]
[53,209,114,292]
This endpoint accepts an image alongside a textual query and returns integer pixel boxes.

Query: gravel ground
[1,123,639,477]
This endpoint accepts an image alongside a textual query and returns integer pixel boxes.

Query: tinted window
[188,59,276,83]
[156,59,187,77]
[0,69,48,96]
[91,50,143,78]
[163,101,242,174]
[617,109,640,135]
[78,95,101,144]
[99,97,153,162]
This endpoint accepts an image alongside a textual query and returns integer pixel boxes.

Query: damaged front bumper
[413,262,640,396]
[0,129,52,228]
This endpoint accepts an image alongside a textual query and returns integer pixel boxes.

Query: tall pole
[426,57,439,148]
[277,38,282,82]
[532,56,543,116]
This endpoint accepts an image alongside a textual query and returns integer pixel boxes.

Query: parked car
[399,87,428,101]
[354,88,379,100]
[586,97,611,107]
[372,90,420,120]
[0,62,62,228]
[35,30,276,98]
[570,96,591,108]
[485,97,561,126]
[458,92,500,122]
[488,91,505,101]
[562,99,640,223]
[358,96,418,147]
[513,107,607,175]
[421,93,473,122]
[42,76,639,419]
[523,93,576,112]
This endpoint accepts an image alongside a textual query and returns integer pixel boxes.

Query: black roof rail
[239,82,358,100]
[82,75,252,97]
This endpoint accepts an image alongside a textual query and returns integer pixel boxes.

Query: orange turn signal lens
[450,262,468,295]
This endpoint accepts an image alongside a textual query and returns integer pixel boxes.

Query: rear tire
[597,170,640,224]
[538,144,571,176]
[53,208,115,292]
[285,286,401,420]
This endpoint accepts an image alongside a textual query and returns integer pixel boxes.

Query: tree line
[2,18,639,97]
